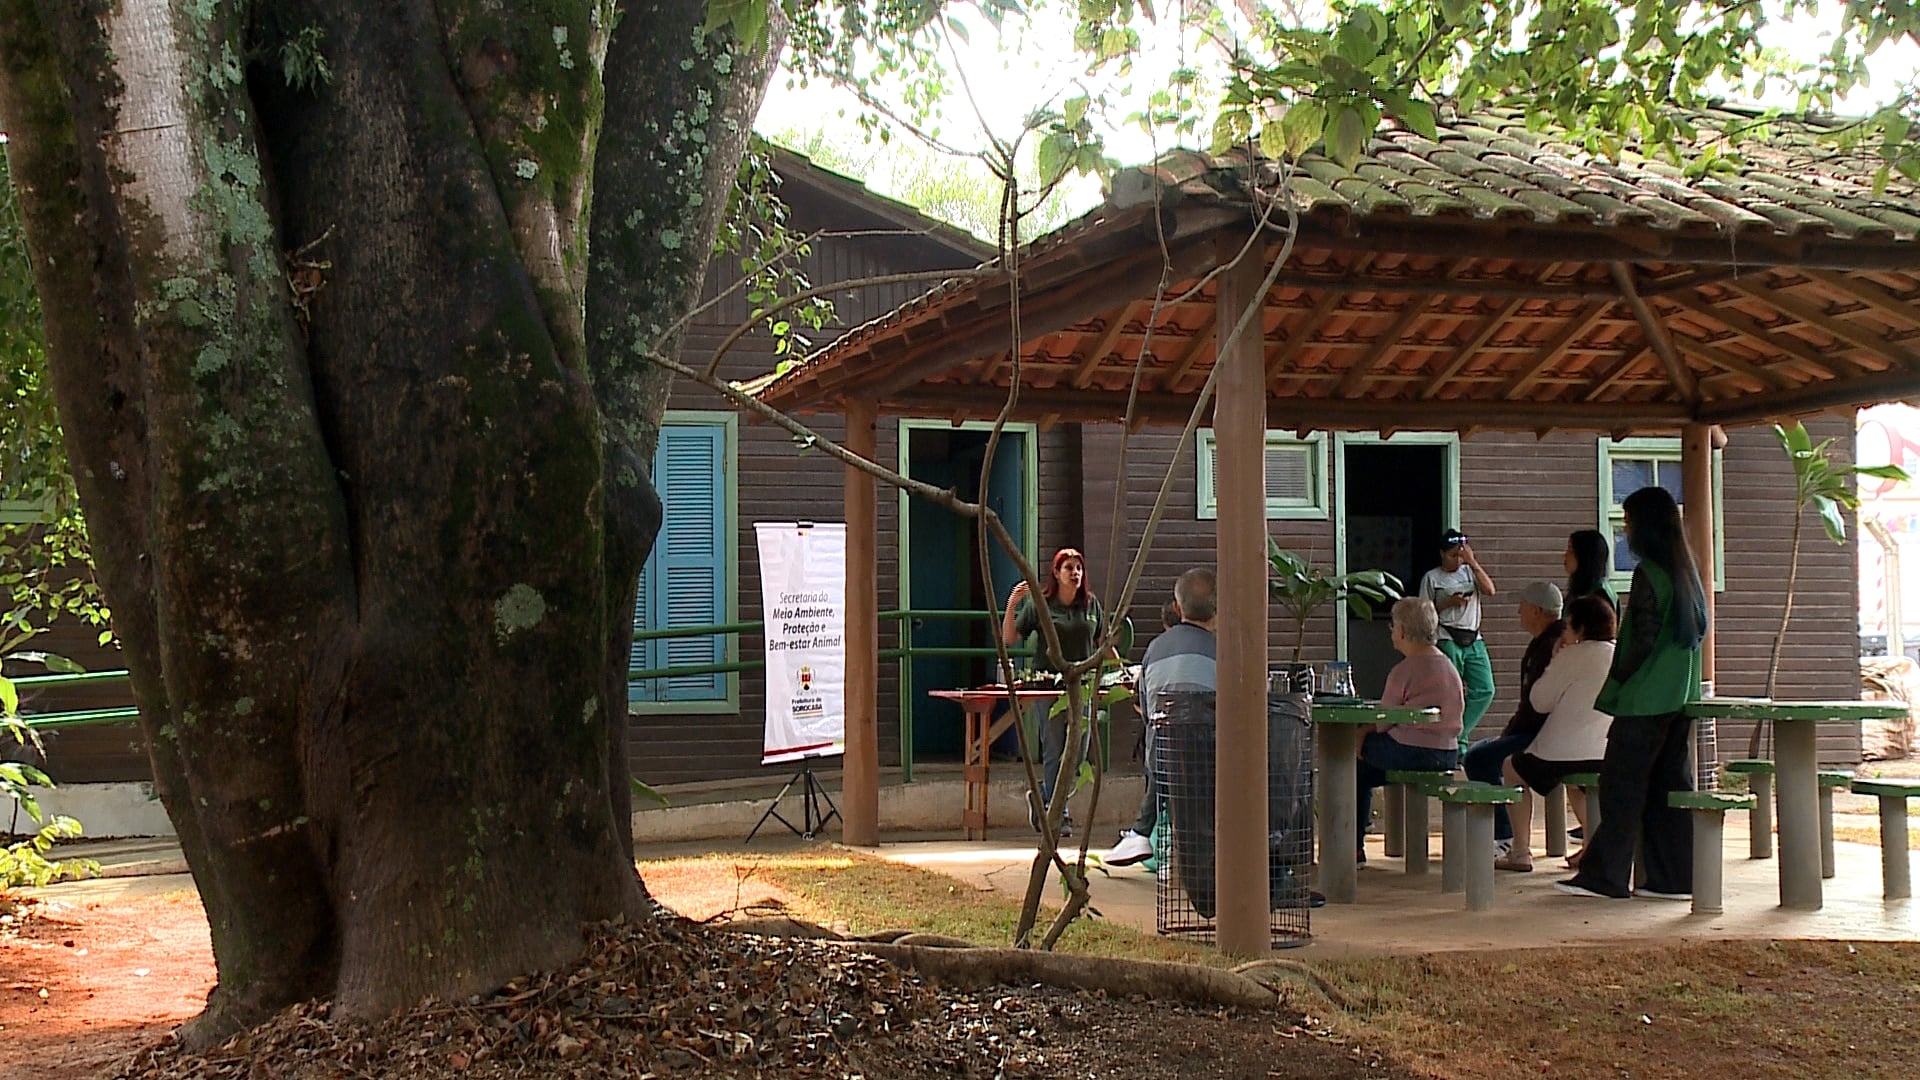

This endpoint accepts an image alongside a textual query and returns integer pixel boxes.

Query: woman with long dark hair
[1564,528,1618,613]
[1556,487,1709,900]
[1001,547,1107,836]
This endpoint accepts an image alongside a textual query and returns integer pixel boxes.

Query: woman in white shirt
[1496,596,1616,872]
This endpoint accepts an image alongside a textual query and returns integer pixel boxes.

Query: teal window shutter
[630,422,729,703]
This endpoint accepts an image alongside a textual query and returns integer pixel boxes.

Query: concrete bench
[1438,783,1524,911]
[1561,771,1601,836]
[1851,778,1920,899]
[1724,760,1775,859]
[1817,771,1852,880]
[1384,769,1454,876]
[1669,790,1756,915]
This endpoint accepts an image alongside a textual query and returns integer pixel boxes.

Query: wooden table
[1312,701,1441,904]
[928,687,1062,839]
[1685,698,1908,910]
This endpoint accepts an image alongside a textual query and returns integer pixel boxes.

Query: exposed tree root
[850,942,1280,1009]
[1232,958,1359,1010]
[711,916,1306,1011]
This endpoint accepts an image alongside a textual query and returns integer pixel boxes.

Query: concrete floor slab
[876,817,1918,957]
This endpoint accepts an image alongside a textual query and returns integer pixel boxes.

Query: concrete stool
[1563,771,1602,836]
[1725,760,1775,859]
[1385,769,1453,876]
[1543,785,1569,857]
[1669,790,1755,915]
[1817,771,1852,880]
[1382,785,1405,857]
[1851,778,1920,899]
[1439,783,1524,911]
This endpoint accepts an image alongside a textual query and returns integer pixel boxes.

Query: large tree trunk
[0,0,777,1041]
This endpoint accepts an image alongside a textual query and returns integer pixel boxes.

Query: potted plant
[1267,537,1402,692]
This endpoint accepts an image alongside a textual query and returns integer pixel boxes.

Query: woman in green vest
[1557,487,1708,900]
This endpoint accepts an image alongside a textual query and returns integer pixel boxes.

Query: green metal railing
[6,614,1044,781]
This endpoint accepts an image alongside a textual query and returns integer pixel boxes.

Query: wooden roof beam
[1611,262,1698,402]
[1416,263,1566,401]
[868,238,1219,399]
[1069,302,1137,389]
[1723,277,1920,372]
[884,385,1691,431]
[1335,296,1435,397]
[1263,291,1341,383]
[1658,289,1851,379]
[1697,368,1920,426]
[1582,345,1658,402]
[1497,301,1618,399]
[1675,339,1796,392]
[1162,322,1217,392]
[1796,270,1920,329]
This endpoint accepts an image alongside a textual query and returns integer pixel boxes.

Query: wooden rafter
[1335,296,1435,397]
[1611,263,1698,401]
[1582,345,1657,402]
[1792,269,1920,330]
[1723,277,1920,371]
[1416,263,1566,401]
[1497,301,1617,399]
[1262,290,1341,382]
[1674,337,1795,391]
[1161,321,1217,392]
[884,385,1690,431]
[1069,302,1137,389]
[1659,289,1849,379]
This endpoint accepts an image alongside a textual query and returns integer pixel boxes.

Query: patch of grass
[642,848,1218,966]
[1317,940,1920,1080]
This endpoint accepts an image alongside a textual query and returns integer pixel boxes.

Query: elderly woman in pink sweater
[1354,597,1466,861]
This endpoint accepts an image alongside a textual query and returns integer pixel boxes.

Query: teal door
[904,427,1029,758]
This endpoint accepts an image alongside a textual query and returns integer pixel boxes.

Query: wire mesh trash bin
[1152,685,1314,947]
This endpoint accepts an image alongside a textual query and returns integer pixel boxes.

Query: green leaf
[0,676,15,718]
[629,777,670,807]
[1280,99,1326,158]
[1396,97,1438,141]
[1063,94,1090,129]
[1327,102,1367,168]
[1815,496,1848,544]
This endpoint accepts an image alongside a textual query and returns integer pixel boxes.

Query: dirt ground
[0,890,212,1077]
[5,859,1920,1080]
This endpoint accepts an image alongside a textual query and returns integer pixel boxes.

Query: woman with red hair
[1001,547,1108,837]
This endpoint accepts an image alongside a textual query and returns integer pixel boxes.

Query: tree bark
[0,0,775,1040]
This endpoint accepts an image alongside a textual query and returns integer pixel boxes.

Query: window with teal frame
[1596,437,1724,592]
[630,415,737,709]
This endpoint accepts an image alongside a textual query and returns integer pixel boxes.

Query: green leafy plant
[1,650,96,896]
[1268,537,1401,665]
[1763,421,1909,708]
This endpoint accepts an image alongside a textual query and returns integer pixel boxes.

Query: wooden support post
[843,399,881,847]
[1213,234,1270,956]
[1682,424,1716,694]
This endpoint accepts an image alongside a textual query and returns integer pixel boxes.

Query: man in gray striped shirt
[1107,567,1216,866]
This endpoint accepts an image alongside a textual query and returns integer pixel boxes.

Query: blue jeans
[1463,733,1532,841]
[1355,732,1458,848]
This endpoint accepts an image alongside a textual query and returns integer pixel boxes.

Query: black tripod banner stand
[746,756,842,841]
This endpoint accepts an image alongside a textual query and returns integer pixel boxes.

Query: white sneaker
[1106,830,1153,866]
[1634,888,1691,901]
[1493,838,1512,859]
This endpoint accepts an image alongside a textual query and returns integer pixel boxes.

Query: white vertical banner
[755,522,848,764]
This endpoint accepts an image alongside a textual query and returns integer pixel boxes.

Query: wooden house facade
[16,145,1872,797]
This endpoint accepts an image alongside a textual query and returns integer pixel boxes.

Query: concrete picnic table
[1684,697,1909,910]
[927,687,1063,839]
[1313,700,1442,905]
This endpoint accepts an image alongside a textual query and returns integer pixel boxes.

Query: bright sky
[754,1,1920,221]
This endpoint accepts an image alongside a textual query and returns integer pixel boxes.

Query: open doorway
[899,422,1036,759]
[1337,435,1458,699]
